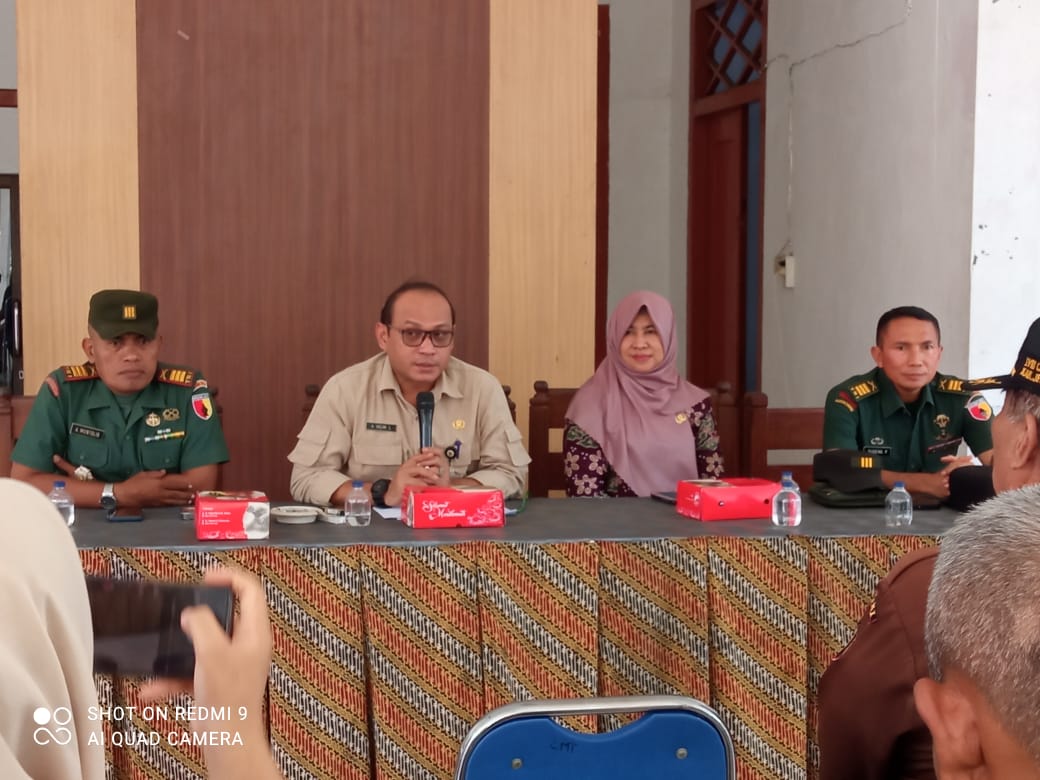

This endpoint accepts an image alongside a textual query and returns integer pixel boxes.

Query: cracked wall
[761,0,978,406]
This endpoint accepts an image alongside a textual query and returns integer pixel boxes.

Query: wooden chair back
[527,380,740,498]
[0,394,39,476]
[741,391,825,486]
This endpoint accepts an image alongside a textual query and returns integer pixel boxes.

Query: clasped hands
[384,447,451,507]
[53,455,197,507]
[916,454,976,499]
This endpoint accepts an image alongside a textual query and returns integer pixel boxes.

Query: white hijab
[0,478,104,779]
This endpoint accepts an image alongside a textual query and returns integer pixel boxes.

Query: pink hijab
[566,291,709,496]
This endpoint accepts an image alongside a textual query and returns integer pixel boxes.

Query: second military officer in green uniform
[823,306,993,498]
[11,289,229,509]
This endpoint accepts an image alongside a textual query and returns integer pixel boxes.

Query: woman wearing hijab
[0,478,282,779]
[564,291,724,497]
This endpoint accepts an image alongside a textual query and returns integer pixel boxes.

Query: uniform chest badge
[162,408,180,422]
[452,419,466,430]
[934,413,950,439]
[870,436,884,446]
[145,412,161,427]
[675,412,688,424]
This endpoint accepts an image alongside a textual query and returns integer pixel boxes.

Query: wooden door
[687,0,766,472]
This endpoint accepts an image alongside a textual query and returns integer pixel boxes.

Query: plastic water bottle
[346,480,371,527]
[771,471,802,527]
[49,480,75,528]
[885,481,913,528]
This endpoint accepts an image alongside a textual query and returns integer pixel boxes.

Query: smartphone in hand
[86,576,234,678]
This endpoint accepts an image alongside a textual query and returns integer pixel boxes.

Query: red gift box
[675,478,779,522]
[195,490,270,540]
[401,486,505,528]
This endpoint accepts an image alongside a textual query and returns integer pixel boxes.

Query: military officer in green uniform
[822,306,993,498]
[11,289,229,509]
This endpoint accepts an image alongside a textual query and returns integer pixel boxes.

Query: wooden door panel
[137,0,489,499]
[688,108,746,397]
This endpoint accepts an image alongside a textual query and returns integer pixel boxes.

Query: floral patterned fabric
[563,397,725,497]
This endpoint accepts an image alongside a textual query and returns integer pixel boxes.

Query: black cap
[963,317,1040,395]
[813,449,885,492]
[88,290,159,340]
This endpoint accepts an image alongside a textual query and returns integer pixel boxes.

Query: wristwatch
[370,479,390,508]
[101,483,117,513]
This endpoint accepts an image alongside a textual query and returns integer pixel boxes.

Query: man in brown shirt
[817,316,1040,779]
[288,281,529,508]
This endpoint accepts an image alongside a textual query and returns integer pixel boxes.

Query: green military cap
[813,449,885,492]
[963,316,1040,396]
[88,289,159,340]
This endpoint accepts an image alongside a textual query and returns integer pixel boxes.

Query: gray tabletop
[70,498,958,552]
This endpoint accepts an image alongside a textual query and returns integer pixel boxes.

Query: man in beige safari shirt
[288,281,529,508]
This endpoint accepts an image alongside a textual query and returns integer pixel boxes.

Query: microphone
[417,392,435,450]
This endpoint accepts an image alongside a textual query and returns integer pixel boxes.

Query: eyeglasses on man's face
[388,326,455,348]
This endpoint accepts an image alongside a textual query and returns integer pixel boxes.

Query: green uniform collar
[877,368,936,418]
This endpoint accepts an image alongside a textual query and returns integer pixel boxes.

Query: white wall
[604,0,689,370]
[0,0,16,172]
[762,0,978,406]
[969,0,1040,389]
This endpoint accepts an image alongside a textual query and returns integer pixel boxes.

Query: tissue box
[402,486,505,528]
[675,478,778,522]
[195,490,270,540]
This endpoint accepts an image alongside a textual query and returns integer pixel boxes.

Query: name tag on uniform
[863,446,890,456]
[366,422,397,432]
[70,423,104,440]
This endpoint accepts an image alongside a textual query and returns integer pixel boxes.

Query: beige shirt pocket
[352,439,404,482]
[448,434,478,478]
[288,427,332,467]
[506,428,532,466]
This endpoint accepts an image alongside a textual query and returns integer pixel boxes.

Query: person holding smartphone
[0,478,281,779]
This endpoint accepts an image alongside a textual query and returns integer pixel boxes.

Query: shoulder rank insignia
[834,390,857,413]
[61,363,98,382]
[157,367,196,388]
[938,377,969,394]
[849,380,879,401]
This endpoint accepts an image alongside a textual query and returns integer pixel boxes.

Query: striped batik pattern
[264,547,369,779]
[79,533,941,780]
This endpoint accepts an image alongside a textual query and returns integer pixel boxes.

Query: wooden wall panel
[488,0,598,444]
[16,0,140,389]
[137,1,489,499]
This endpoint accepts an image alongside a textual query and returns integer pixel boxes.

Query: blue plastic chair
[454,695,735,780]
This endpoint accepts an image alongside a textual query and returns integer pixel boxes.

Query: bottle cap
[352,480,363,488]
[894,481,905,489]
[53,480,66,489]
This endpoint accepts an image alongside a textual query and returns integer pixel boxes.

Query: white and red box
[675,478,778,522]
[195,490,270,540]
[401,486,505,529]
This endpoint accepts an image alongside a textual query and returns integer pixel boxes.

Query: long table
[73,499,956,780]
